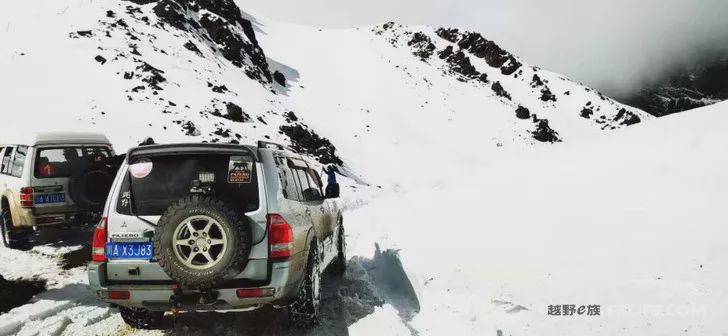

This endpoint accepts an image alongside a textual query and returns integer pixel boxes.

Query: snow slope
[343,100,728,335]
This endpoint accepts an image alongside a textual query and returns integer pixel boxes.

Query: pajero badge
[228,156,252,183]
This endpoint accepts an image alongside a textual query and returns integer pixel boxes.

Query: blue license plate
[34,193,65,204]
[106,242,154,260]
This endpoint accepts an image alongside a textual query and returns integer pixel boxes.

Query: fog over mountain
[238,0,728,99]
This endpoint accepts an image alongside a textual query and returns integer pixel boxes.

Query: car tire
[330,218,347,275]
[119,307,164,329]
[68,162,116,212]
[1,210,26,250]
[154,195,252,289]
[288,243,322,327]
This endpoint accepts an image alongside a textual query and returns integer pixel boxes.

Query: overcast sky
[238,0,728,98]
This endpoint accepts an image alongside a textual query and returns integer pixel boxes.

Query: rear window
[117,154,259,216]
[34,146,112,178]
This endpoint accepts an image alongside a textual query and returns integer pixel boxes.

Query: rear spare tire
[154,196,252,289]
[69,162,116,211]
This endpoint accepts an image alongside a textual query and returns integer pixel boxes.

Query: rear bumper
[87,257,304,311]
[14,208,97,227]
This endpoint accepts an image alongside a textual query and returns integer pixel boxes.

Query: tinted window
[11,146,28,177]
[117,154,259,216]
[1,147,14,175]
[276,155,301,201]
[35,146,112,178]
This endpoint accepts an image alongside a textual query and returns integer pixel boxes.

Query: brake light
[92,217,108,262]
[268,214,293,259]
[107,290,130,300]
[236,288,275,298]
[19,187,33,208]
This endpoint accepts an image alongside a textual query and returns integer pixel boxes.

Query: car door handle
[305,209,312,216]
[319,207,326,213]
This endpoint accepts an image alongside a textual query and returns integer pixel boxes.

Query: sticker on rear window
[228,156,252,184]
[130,158,153,179]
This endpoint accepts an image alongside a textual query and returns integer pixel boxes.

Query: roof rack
[257,140,298,153]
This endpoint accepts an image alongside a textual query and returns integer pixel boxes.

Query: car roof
[127,143,259,161]
[1,132,112,147]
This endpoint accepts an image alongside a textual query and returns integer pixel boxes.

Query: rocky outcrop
[125,0,271,83]
[436,28,522,76]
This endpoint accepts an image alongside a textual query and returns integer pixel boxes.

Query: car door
[274,153,316,257]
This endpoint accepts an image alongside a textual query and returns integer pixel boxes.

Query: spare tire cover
[68,162,115,211]
[154,195,252,289]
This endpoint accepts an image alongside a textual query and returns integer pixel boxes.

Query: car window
[1,146,15,175]
[34,146,111,178]
[303,169,323,200]
[276,155,301,201]
[11,146,28,177]
[116,154,260,216]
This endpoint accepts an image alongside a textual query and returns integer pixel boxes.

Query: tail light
[236,287,275,298]
[107,290,130,300]
[19,187,33,208]
[92,217,108,262]
[268,214,293,259]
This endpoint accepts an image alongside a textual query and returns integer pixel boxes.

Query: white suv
[0,132,116,248]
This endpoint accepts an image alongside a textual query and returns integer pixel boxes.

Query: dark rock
[184,40,203,56]
[214,128,232,138]
[491,81,511,100]
[445,50,480,80]
[256,116,267,125]
[540,87,557,102]
[123,72,134,79]
[478,73,489,83]
[532,118,562,143]
[94,55,107,64]
[435,28,460,43]
[211,102,250,122]
[211,84,228,93]
[273,71,286,86]
[284,111,298,122]
[580,107,594,119]
[613,108,641,126]
[180,121,200,136]
[136,62,166,89]
[106,10,116,18]
[436,28,522,75]
[408,32,436,60]
[76,30,93,37]
[531,74,544,88]
[438,45,454,59]
[516,106,530,119]
[279,124,343,165]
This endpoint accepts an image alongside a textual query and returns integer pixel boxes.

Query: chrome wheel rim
[172,215,228,269]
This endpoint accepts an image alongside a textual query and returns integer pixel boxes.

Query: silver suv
[1,132,116,248]
[87,141,345,329]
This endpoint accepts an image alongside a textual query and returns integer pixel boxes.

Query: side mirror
[325,183,340,199]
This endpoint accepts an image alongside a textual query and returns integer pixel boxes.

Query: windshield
[117,154,259,216]
[34,146,112,178]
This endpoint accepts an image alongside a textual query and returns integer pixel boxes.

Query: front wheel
[119,307,164,329]
[288,244,322,327]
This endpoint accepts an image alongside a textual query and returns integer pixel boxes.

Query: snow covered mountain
[1,0,651,168]
[1,1,727,335]
[623,55,728,116]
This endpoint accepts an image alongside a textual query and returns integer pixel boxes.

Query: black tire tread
[153,195,251,289]
[289,243,321,327]
[119,307,164,329]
